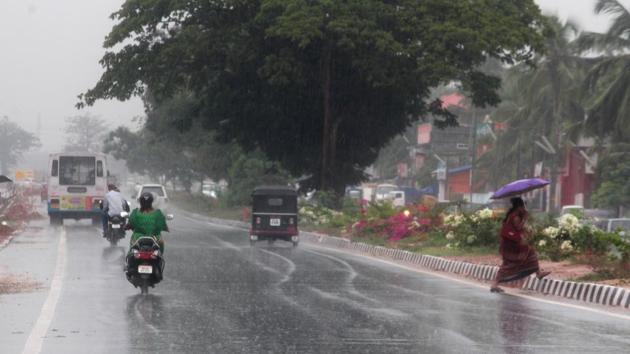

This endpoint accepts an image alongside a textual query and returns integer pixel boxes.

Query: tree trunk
[320,43,334,192]
[548,61,561,213]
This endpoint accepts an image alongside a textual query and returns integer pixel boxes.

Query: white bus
[47,153,108,225]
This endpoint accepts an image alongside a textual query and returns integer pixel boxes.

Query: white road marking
[197,217,630,321]
[259,249,296,285]
[22,227,67,354]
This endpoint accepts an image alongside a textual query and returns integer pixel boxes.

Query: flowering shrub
[531,214,629,262]
[0,191,38,236]
[350,201,439,242]
[299,204,339,226]
[441,208,500,248]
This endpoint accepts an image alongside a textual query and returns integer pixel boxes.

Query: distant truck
[388,187,422,207]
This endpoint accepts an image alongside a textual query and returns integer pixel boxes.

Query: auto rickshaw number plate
[270,218,281,226]
[138,265,153,274]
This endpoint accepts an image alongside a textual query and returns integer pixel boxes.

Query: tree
[0,116,40,174]
[478,17,592,208]
[592,143,630,215]
[576,0,630,142]
[80,0,546,195]
[64,113,108,153]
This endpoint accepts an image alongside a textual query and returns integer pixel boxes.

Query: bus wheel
[91,216,100,226]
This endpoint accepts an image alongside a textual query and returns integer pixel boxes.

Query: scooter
[105,211,128,246]
[125,236,164,295]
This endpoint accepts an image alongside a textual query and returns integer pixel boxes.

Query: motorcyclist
[101,184,129,237]
[126,192,169,278]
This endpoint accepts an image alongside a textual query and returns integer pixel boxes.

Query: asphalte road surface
[1,210,629,354]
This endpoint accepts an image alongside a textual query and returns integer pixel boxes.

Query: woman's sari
[496,207,540,283]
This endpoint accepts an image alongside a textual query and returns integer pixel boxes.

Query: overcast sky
[0,0,625,151]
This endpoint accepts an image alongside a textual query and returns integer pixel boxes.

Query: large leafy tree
[80,0,545,195]
[0,116,40,175]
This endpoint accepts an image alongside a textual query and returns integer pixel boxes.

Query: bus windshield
[59,156,96,186]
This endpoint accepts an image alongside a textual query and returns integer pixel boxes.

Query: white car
[135,184,169,214]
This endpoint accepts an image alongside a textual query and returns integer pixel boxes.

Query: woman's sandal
[490,287,505,293]
[536,270,551,280]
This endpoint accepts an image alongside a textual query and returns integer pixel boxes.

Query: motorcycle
[106,211,129,246]
[125,236,164,294]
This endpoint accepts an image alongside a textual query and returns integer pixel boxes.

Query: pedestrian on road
[490,197,550,293]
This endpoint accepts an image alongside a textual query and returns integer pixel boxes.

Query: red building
[559,148,596,207]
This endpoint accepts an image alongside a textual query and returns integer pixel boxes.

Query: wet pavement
[1,211,629,354]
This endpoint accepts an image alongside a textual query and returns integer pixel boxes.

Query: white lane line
[22,227,67,354]
[196,216,630,321]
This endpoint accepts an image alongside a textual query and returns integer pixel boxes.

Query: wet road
[1,211,629,354]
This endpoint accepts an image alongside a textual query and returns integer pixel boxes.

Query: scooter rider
[101,184,129,237]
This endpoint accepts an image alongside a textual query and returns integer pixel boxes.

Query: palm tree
[577,0,630,141]
[478,17,591,210]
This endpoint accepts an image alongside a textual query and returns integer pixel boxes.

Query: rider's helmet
[138,192,154,211]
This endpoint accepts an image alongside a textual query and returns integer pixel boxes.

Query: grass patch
[569,271,618,283]
[170,191,244,221]
[418,246,496,258]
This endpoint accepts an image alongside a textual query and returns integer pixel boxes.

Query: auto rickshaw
[249,185,299,247]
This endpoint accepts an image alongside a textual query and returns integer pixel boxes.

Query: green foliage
[593,143,630,210]
[478,16,591,190]
[82,0,546,195]
[365,201,398,221]
[224,151,291,206]
[442,209,501,248]
[299,204,339,226]
[577,1,630,142]
[0,116,40,174]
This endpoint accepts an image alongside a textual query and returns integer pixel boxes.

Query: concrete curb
[197,214,630,310]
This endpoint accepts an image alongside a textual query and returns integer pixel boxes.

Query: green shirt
[128,209,168,248]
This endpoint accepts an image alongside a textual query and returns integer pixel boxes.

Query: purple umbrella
[491,178,550,199]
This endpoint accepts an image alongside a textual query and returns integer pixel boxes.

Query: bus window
[59,156,96,186]
[51,160,59,177]
[97,161,104,177]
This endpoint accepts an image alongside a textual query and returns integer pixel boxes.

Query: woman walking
[490,197,550,293]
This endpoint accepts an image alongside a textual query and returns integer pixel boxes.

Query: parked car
[134,184,170,214]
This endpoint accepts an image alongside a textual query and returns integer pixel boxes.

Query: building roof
[448,165,472,174]
[440,93,466,109]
